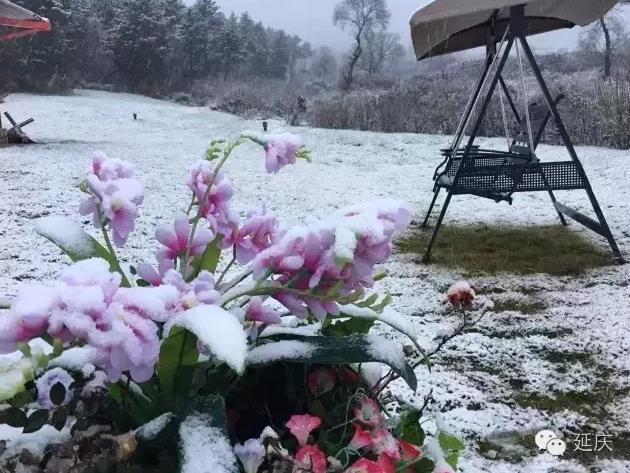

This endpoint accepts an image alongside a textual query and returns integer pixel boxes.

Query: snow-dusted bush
[0,134,465,473]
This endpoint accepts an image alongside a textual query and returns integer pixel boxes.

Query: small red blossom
[293,445,327,473]
[345,454,395,473]
[286,414,322,446]
[308,367,337,397]
[446,281,476,309]
[354,398,384,428]
[349,424,373,450]
[399,440,423,462]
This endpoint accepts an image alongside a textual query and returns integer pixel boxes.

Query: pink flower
[286,414,322,446]
[155,216,214,269]
[80,153,144,247]
[371,429,401,460]
[308,367,336,397]
[446,281,476,309]
[90,151,133,181]
[187,161,238,238]
[246,297,282,325]
[2,259,172,383]
[36,368,74,410]
[251,201,409,322]
[349,424,373,450]
[433,461,456,473]
[264,133,302,174]
[293,445,327,473]
[345,455,394,473]
[223,208,279,264]
[354,398,384,428]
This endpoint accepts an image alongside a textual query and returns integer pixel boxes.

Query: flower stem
[216,252,236,287]
[182,140,242,273]
[100,220,132,287]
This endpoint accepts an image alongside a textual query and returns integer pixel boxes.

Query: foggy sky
[200,1,629,54]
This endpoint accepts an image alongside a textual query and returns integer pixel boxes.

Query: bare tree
[333,0,390,89]
[581,2,629,77]
[360,29,405,77]
[311,46,338,83]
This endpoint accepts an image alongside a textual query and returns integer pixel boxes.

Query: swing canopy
[411,0,619,59]
[0,0,51,42]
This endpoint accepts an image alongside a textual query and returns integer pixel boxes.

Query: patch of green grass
[464,326,573,340]
[397,224,611,276]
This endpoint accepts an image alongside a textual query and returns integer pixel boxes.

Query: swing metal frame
[422,5,624,263]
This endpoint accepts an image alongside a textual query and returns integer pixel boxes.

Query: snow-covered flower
[308,367,336,397]
[234,438,266,473]
[371,428,401,460]
[2,259,174,383]
[156,216,214,269]
[293,445,327,473]
[187,161,238,238]
[286,414,322,447]
[349,424,373,450]
[251,201,409,321]
[80,153,144,247]
[246,297,282,325]
[35,367,74,410]
[223,208,279,264]
[354,398,384,428]
[446,281,476,309]
[264,133,303,174]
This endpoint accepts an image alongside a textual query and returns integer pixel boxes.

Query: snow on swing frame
[411,0,625,263]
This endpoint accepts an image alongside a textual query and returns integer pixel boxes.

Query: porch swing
[411,0,624,262]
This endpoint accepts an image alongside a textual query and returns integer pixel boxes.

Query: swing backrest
[510,95,564,157]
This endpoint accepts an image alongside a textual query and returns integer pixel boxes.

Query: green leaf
[49,382,66,407]
[445,452,460,470]
[247,335,417,391]
[191,239,222,279]
[396,409,425,446]
[109,383,157,425]
[51,407,68,431]
[439,432,465,452]
[34,216,114,266]
[337,304,420,351]
[323,318,374,336]
[158,327,199,405]
[0,407,27,428]
[179,395,239,473]
[405,458,436,473]
[23,409,49,434]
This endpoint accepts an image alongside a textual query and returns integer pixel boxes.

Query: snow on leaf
[179,412,239,473]
[339,304,420,349]
[246,340,316,365]
[166,305,248,374]
[34,216,113,264]
[135,413,176,441]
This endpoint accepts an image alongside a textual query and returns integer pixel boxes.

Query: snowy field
[1,90,629,472]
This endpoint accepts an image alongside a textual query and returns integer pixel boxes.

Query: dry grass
[396,224,612,276]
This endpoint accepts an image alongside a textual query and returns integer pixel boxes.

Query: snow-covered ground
[1,90,629,472]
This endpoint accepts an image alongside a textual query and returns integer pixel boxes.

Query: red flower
[349,424,373,450]
[286,414,322,446]
[446,281,476,309]
[371,429,401,460]
[293,445,327,473]
[345,454,395,473]
[308,367,336,397]
[399,440,423,462]
[353,398,384,428]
